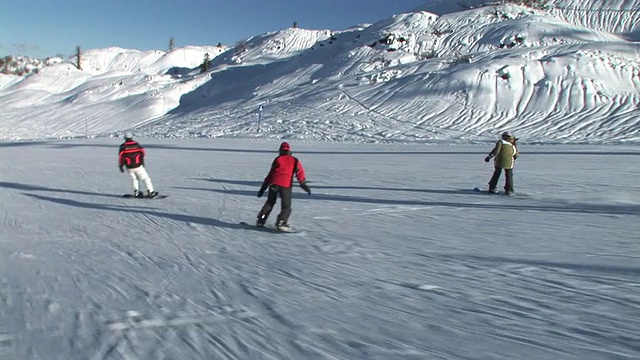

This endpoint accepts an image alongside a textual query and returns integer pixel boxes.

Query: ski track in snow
[0,139,639,359]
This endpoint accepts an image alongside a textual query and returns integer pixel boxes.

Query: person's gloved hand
[257,184,267,198]
[300,181,311,195]
[119,165,125,173]
[484,156,492,163]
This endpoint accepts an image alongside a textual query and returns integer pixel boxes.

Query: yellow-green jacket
[489,140,518,169]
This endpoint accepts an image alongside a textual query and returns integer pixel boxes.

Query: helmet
[124,131,134,139]
[279,142,290,151]
[501,131,513,139]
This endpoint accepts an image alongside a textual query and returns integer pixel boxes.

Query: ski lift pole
[257,105,264,132]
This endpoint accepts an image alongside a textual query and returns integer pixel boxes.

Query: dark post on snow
[76,46,82,70]
[257,105,264,132]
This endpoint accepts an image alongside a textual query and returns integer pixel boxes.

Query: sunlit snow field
[1,138,639,359]
[2,0,640,358]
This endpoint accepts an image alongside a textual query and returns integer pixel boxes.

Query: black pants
[488,167,514,192]
[258,185,293,224]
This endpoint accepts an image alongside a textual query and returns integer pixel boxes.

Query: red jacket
[118,140,145,168]
[263,154,306,188]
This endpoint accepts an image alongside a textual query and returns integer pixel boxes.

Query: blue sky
[0,0,428,59]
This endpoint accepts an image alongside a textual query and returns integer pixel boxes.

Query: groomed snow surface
[1,138,639,359]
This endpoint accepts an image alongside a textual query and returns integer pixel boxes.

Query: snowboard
[239,221,301,234]
[473,187,520,196]
[123,194,169,199]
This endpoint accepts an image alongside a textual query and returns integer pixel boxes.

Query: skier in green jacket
[484,131,519,195]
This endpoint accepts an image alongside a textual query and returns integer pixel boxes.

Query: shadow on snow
[0,181,125,199]
[176,186,640,217]
[23,193,246,231]
[195,177,469,195]
[6,179,639,218]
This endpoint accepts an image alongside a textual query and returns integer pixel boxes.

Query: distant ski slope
[0,1,639,142]
[418,0,640,36]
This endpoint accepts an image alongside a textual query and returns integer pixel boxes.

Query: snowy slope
[0,46,225,140]
[211,28,334,66]
[152,4,640,143]
[0,2,639,143]
[1,139,639,359]
[418,0,640,37]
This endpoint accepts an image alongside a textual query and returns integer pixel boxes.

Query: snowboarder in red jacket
[257,142,311,230]
[118,132,158,198]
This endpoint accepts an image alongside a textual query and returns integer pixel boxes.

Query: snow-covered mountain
[418,0,640,37]
[1,0,639,143]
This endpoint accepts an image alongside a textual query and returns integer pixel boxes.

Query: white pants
[127,166,155,193]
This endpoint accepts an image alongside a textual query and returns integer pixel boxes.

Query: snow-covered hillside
[418,0,640,37]
[0,1,639,143]
[0,46,226,140]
